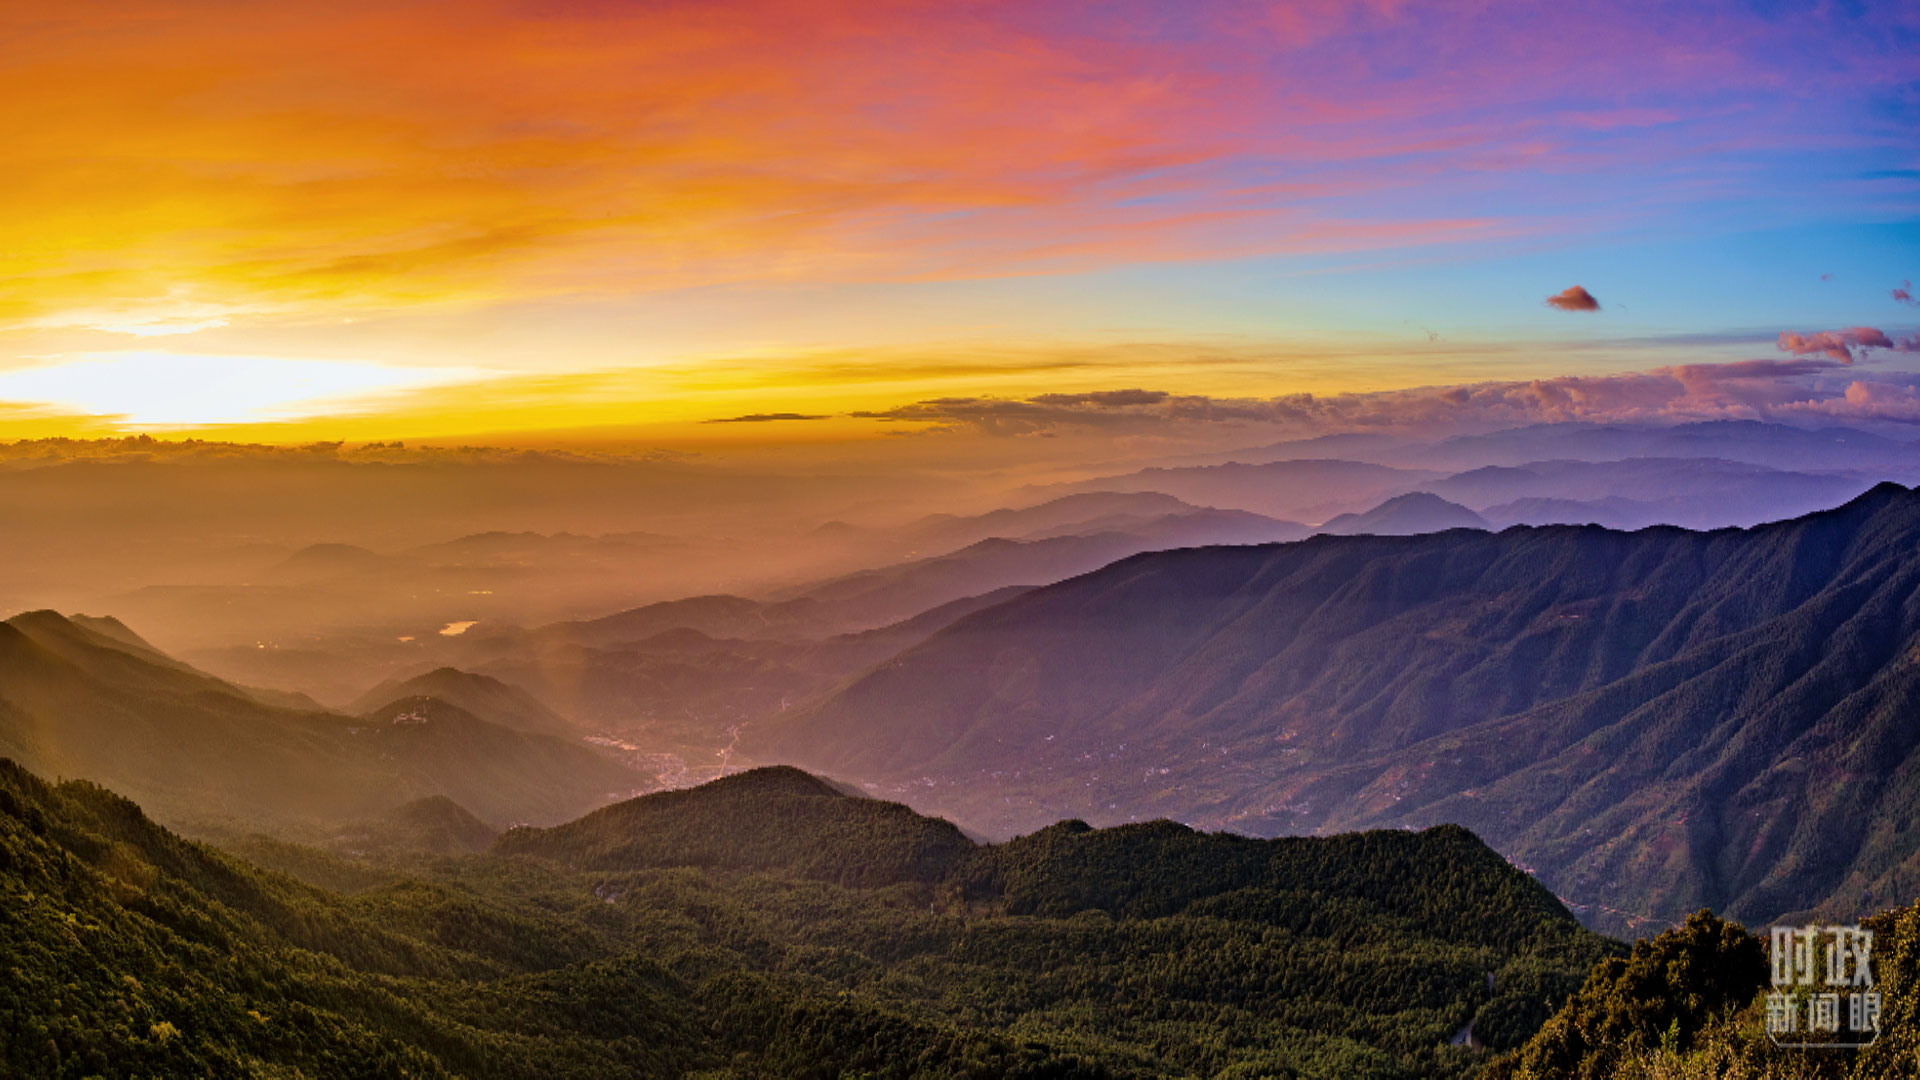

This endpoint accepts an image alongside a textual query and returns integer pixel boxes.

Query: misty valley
[6,422,1920,1077]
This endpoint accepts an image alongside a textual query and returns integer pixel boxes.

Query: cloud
[1831,380,1920,421]
[1896,281,1917,307]
[850,352,1920,438]
[702,412,829,423]
[1776,327,1918,363]
[1028,389,1172,408]
[1546,286,1601,312]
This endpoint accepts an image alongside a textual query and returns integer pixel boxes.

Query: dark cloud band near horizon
[832,353,1920,437]
[701,412,831,423]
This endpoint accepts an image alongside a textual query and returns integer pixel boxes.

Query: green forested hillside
[1486,903,1920,1079]
[755,483,1920,935]
[1,760,1618,1078]
[493,765,975,886]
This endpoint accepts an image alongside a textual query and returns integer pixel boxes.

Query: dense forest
[1484,903,1920,1079]
[17,756,1920,1078]
[2,761,1622,1078]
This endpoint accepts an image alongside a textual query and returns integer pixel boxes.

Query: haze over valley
[9,418,1920,945]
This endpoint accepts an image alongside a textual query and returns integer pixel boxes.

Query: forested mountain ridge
[1,759,1619,1078]
[493,764,976,886]
[756,482,1920,935]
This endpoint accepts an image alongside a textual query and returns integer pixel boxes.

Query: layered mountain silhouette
[1416,420,1920,474]
[1041,457,1440,520]
[1187,421,1920,476]
[463,586,1042,740]
[508,496,1306,652]
[445,499,1303,743]
[754,483,1920,934]
[845,490,1301,555]
[0,611,641,832]
[1422,456,1872,530]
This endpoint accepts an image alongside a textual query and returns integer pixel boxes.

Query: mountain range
[1053,453,1874,531]
[754,482,1920,935]
[0,610,641,833]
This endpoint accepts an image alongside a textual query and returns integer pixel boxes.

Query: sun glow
[0,352,494,428]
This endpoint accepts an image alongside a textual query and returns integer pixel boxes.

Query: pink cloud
[1546,285,1601,312]
[1896,281,1917,307]
[1776,327,1915,363]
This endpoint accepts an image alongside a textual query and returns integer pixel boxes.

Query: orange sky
[1,0,1913,440]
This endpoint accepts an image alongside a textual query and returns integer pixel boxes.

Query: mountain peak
[494,764,971,886]
[695,764,852,800]
[347,666,575,736]
[1317,491,1488,536]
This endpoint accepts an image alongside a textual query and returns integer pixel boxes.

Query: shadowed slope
[0,612,643,832]
[756,484,1920,932]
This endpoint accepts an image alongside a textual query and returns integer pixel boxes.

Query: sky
[1,0,1916,445]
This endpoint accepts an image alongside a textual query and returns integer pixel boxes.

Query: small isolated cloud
[702,412,830,423]
[1895,280,1917,307]
[1546,285,1601,312]
[1820,273,1833,282]
[1776,326,1918,363]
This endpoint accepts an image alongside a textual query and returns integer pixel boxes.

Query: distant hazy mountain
[406,528,684,564]
[269,541,395,582]
[891,490,1199,550]
[348,665,577,737]
[1421,457,1873,528]
[1419,420,1920,474]
[467,586,1042,751]
[778,521,1305,631]
[1317,493,1489,535]
[754,483,1920,934]
[1476,495,1671,531]
[519,593,817,649]
[1037,458,1441,520]
[1039,423,1911,532]
[0,611,642,832]
[516,509,1306,656]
